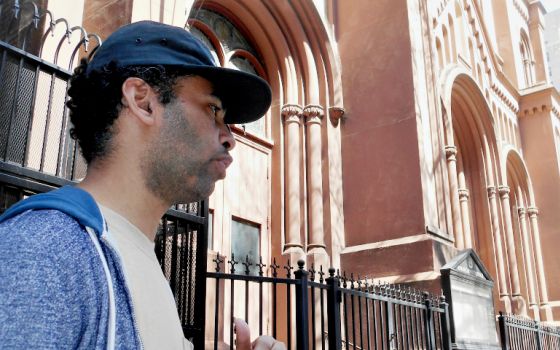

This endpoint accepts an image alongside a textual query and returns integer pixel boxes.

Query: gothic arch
[438,66,517,312]
[188,0,342,108]
[187,0,346,265]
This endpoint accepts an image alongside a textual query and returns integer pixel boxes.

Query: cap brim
[177,66,272,124]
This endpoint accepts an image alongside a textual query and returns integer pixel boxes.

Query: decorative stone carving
[498,185,510,198]
[281,104,303,124]
[518,207,526,217]
[328,106,345,126]
[303,104,324,125]
[487,186,496,198]
[527,207,539,217]
[458,188,470,201]
[445,145,457,160]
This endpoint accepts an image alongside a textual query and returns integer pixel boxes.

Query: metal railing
[205,255,451,350]
[154,204,209,349]
[0,0,100,182]
[498,312,560,350]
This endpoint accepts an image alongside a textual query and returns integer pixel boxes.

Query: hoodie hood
[0,186,104,234]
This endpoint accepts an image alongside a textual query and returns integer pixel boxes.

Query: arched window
[436,37,444,71]
[520,31,534,88]
[187,8,268,137]
[443,25,451,65]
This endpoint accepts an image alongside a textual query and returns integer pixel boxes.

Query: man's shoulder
[0,209,110,348]
[0,209,96,264]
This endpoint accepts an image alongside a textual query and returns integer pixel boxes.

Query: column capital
[281,104,303,124]
[303,104,324,124]
[445,145,457,160]
[518,207,527,216]
[487,186,496,198]
[458,188,470,200]
[527,207,539,217]
[328,106,345,126]
[498,185,510,198]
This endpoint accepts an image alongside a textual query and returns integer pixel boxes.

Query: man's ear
[121,77,157,126]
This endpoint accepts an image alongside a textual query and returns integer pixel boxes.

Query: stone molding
[527,207,539,217]
[458,188,469,200]
[518,207,527,217]
[307,243,327,250]
[498,185,510,198]
[512,0,529,24]
[281,104,303,124]
[328,106,345,126]
[303,104,324,125]
[445,145,457,160]
[487,186,496,198]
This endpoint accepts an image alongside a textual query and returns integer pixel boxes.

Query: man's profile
[0,20,281,349]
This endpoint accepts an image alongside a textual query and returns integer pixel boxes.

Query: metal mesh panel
[6,59,36,164]
[155,215,203,338]
[0,52,19,160]
[174,202,199,215]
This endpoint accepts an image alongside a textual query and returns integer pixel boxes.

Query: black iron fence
[205,255,452,350]
[0,0,100,181]
[498,312,560,350]
[154,204,209,349]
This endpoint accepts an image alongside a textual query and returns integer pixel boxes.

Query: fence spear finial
[213,253,224,272]
[271,258,279,278]
[228,254,238,274]
[256,256,266,277]
[242,255,252,275]
[309,263,316,281]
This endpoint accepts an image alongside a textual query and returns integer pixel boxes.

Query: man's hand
[234,318,286,350]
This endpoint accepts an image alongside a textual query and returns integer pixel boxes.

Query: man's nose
[220,124,236,151]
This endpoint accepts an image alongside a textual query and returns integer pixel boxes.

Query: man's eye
[209,104,221,117]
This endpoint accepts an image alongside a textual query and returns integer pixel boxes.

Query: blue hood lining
[0,186,104,234]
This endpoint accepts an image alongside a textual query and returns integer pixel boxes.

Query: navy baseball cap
[86,21,272,124]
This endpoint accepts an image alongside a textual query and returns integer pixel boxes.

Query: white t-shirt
[99,205,194,350]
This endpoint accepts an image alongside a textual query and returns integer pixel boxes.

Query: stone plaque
[441,249,500,350]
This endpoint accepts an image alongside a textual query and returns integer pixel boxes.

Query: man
[0,21,283,349]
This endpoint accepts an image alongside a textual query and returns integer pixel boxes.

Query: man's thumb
[234,318,252,349]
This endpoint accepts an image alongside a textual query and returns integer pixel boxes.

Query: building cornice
[518,85,560,120]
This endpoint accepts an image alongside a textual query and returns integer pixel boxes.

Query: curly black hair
[66,59,185,164]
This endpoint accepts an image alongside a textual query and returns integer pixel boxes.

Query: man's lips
[213,154,233,170]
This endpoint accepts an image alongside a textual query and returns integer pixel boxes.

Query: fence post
[386,300,396,350]
[535,319,542,350]
[326,268,342,350]
[498,312,509,350]
[294,260,309,350]
[423,292,436,350]
[439,295,452,350]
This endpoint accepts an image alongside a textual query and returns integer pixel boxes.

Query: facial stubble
[141,101,218,205]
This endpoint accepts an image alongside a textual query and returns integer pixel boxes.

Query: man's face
[141,75,235,204]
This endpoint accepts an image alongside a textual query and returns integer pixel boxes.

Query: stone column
[303,105,327,257]
[527,207,553,321]
[458,188,472,248]
[498,185,526,315]
[445,145,464,248]
[487,186,510,310]
[282,104,304,252]
[517,207,538,318]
